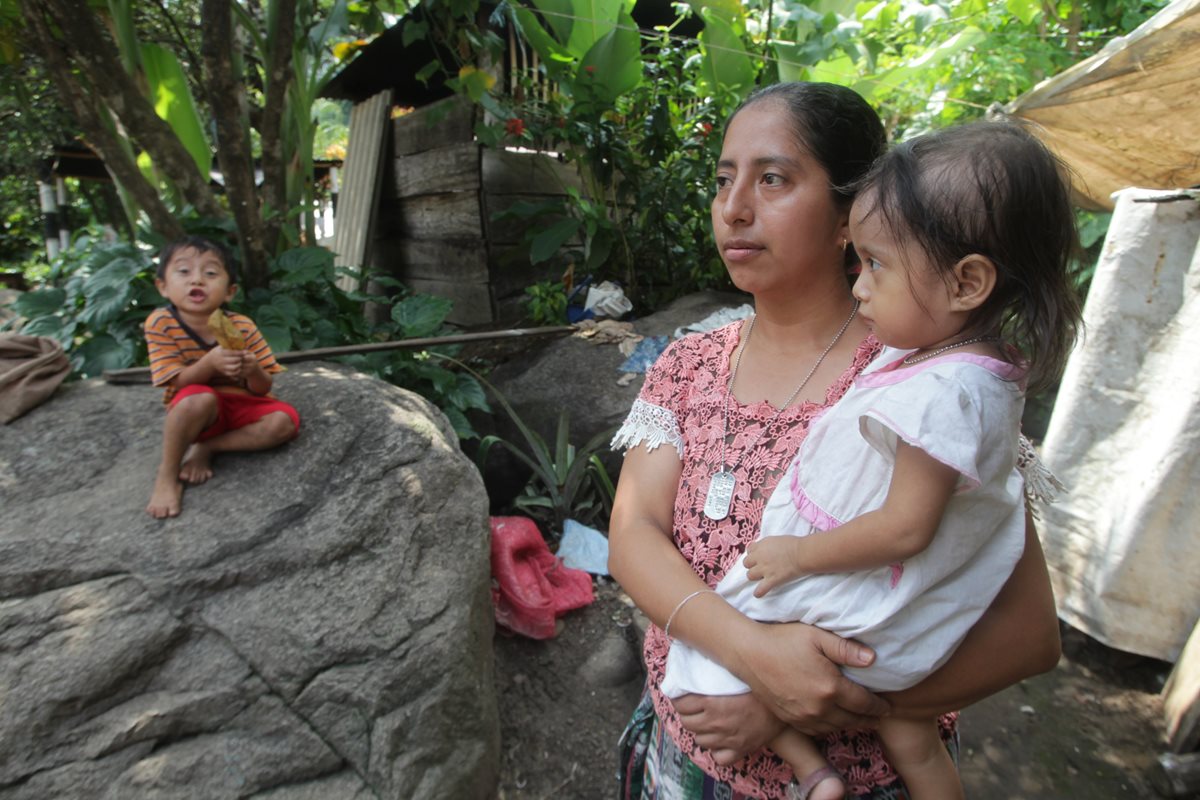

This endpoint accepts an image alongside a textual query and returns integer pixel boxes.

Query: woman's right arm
[608,444,888,739]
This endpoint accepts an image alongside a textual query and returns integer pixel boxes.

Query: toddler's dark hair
[156,236,239,284]
[856,120,1083,393]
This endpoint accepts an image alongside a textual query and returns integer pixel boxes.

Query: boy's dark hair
[156,236,239,284]
[855,120,1083,393]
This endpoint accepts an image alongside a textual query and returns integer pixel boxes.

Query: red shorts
[171,384,300,442]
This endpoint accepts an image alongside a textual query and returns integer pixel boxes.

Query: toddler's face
[848,192,959,351]
[156,247,236,317]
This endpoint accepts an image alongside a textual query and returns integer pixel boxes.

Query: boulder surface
[0,363,498,799]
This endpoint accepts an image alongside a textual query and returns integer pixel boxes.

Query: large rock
[478,290,750,510]
[0,363,498,799]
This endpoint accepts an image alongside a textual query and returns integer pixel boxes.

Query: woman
[608,82,1061,799]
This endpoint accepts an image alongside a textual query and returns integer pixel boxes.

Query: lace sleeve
[610,398,684,458]
[1017,434,1065,512]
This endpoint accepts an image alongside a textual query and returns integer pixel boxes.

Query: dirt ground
[494,580,1181,800]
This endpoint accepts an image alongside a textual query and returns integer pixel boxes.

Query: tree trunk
[201,0,271,289]
[38,0,225,221]
[21,0,184,241]
[259,0,297,255]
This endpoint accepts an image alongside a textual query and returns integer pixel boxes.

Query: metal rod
[102,325,576,384]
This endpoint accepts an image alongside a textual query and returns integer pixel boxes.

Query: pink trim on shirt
[855,351,1025,389]
[789,469,843,531]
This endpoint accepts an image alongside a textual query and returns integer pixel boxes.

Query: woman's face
[711,100,849,298]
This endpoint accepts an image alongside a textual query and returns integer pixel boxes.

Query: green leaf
[402,18,428,47]
[511,6,574,75]
[577,14,643,104]
[20,315,65,339]
[141,43,212,176]
[79,284,133,328]
[391,294,452,338]
[75,334,135,378]
[530,217,581,264]
[12,287,67,318]
[565,0,623,59]
[442,405,477,440]
[697,10,755,95]
[251,305,294,352]
[530,0,575,48]
[275,247,334,285]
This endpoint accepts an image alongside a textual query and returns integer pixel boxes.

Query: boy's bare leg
[877,716,964,800]
[182,411,297,480]
[773,729,844,800]
[147,393,219,518]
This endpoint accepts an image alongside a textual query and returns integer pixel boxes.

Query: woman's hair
[856,120,1083,393]
[729,82,887,210]
[156,235,239,284]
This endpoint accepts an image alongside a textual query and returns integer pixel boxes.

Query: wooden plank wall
[370,95,582,327]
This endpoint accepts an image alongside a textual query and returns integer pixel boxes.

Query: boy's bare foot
[147,474,183,518]
[787,767,844,800]
[179,444,214,484]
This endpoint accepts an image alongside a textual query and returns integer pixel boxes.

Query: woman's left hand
[672,692,785,765]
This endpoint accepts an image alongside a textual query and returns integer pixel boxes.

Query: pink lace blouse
[612,320,955,798]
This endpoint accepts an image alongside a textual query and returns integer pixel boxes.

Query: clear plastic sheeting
[1004,0,1200,210]
[1040,188,1200,661]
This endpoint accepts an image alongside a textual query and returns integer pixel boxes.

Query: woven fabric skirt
[617,690,959,800]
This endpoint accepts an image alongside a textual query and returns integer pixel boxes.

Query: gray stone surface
[479,290,750,505]
[0,363,499,799]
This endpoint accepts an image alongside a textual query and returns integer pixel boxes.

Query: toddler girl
[660,120,1082,799]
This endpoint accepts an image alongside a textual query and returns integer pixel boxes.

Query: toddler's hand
[743,537,803,598]
[206,346,244,380]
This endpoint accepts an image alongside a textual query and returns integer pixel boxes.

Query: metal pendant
[704,471,736,520]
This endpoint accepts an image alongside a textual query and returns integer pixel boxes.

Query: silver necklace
[901,335,999,366]
[703,301,860,521]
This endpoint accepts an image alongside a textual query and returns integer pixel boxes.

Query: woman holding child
[608,82,1065,798]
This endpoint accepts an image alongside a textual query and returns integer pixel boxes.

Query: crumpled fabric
[0,334,70,424]
[490,516,594,639]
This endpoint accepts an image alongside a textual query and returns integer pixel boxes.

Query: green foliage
[236,246,490,439]
[523,279,569,325]
[3,227,156,378]
[5,233,488,439]
[440,354,615,534]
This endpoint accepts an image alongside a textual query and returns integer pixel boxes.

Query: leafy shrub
[6,234,489,438]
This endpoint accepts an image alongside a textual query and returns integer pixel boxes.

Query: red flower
[505,117,525,136]
[584,65,596,74]
[700,122,713,137]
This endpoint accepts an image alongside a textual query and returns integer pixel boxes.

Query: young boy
[144,236,299,518]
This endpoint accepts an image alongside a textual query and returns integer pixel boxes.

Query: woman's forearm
[882,512,1061,718]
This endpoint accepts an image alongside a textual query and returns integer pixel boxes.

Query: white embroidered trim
[611,398,684,458]
[1017,434,1065,514]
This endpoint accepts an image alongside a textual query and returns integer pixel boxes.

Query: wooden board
[386,192,484,239]
[369,237,489,284]
[392,96,475,156]
[405,276,495,327]
[1165,619,1200,753]
[482,147,584,195]
[393,142,480,199]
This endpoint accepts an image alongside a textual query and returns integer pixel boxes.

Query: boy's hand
[205,346,245,380]
[743,537,805,598]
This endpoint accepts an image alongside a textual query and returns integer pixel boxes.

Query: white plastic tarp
[1005,0,1200,210]
[1039,188,1200,662]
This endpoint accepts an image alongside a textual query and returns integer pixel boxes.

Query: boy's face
[155,246,237,317]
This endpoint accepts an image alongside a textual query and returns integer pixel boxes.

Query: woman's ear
[950,254,996,311]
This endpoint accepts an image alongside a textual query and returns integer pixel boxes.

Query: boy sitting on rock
[145,236,299,518]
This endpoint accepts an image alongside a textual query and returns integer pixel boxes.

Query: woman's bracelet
[663,588,718,639]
